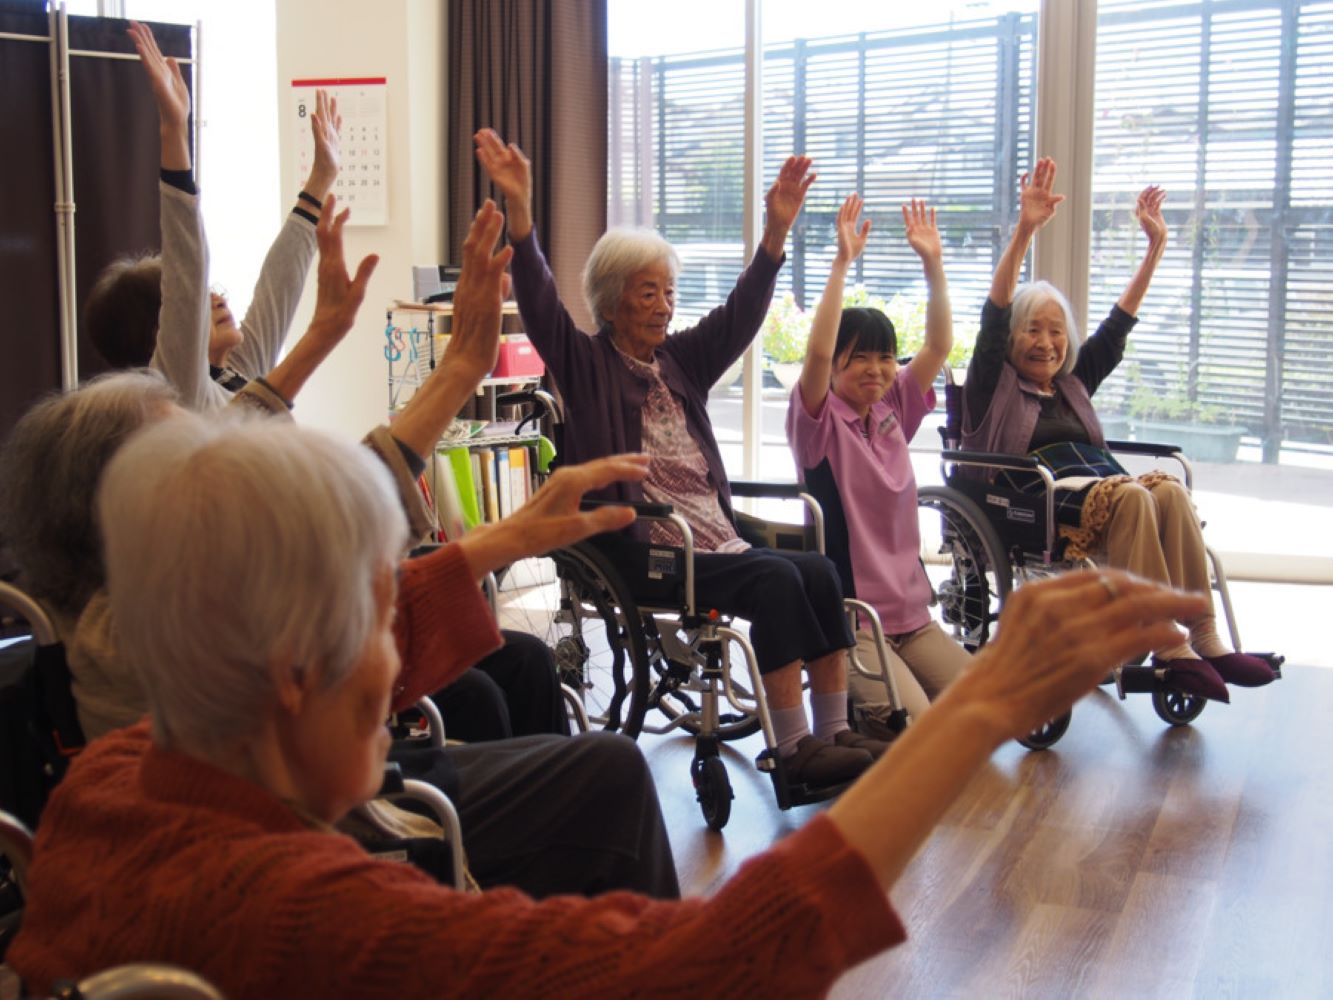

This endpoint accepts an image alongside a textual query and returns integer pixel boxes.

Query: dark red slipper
[1204,652,1278,688]
[1154,657,1230,703]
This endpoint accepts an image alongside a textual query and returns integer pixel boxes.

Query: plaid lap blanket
[999,441,1129,527]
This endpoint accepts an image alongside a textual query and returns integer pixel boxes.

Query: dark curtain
[447,0,608,332]
[0,12,190,443]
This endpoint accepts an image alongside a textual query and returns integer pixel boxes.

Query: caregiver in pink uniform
[786,195,969,736]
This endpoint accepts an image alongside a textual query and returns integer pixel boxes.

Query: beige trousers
[1101,479,1211,595]
[850,620,970,723]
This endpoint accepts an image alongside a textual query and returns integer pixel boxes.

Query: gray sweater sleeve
[149,182,230,412]
[227,212,318,380]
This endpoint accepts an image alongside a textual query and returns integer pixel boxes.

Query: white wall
[275,0,446,439]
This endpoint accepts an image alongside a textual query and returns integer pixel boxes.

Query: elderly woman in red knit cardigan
[9,383,1205,994]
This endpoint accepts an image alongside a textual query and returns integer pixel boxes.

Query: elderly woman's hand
[1136,184,1168,249]
[760,156,816,261]
[1017,156,1065,235]
[443,199,513,385]
[956,570,1210,741]
[456,455,651,579]
[474,129,534,240]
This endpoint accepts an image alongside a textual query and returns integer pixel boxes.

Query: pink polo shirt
[786,371,935,635]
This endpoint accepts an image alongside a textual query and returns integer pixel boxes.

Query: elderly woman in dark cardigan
[962,157,1276,696]
[475,129,886,789]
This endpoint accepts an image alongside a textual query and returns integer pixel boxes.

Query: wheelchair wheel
[1152,687,1207,727]
[692,755,733,831]
[503,544,651,737]
[917,486,1012,651]
[1017,710,1071,750]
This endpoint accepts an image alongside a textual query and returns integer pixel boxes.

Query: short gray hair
[0,370,178,617]
[582,227,680,326]
[1009,281,1082,376]
[97,413,410,758]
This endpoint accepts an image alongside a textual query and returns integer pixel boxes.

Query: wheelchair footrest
[756,748,855,811]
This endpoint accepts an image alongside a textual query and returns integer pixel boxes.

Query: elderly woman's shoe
[784,735,873,788]
[1154,657,1230,703]
[1203,652,1278,687]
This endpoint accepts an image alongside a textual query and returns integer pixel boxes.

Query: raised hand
[901,199,942,265]
[1018,156,1064,233]
[443,199,514,384]
[761,155,816,258]
[835,194,872,265]
[306,89,342,201]
[1135,184,1168,248]
[473,129,534,239]
[308,193,379,344]
[127,21,190,170]
[964,570,1208,740]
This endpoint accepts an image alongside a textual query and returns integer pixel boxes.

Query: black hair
[833,307,897,367]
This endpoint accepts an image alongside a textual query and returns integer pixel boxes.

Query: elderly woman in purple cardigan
[475,129,889,790]
[962,157,1275,698]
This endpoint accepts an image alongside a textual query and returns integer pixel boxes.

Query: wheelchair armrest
[728,480,804,499]
[944,450,1040,471]
[1105,439,1182,457]
[378,761,406,796]
[579,498,677,518]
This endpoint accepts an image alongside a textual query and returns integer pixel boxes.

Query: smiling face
[831,344,898,417]
[608,261,675,362]
[1008,298,1068,391]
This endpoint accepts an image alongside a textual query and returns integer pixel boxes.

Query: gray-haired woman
[475,129,888,790]
[9,408,1206,997]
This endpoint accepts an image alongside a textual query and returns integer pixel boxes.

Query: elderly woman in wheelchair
[960,157,1278,707]
[475,130,891,798]
[6,402,1209,996]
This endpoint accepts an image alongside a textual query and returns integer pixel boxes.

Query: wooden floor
[639,664,1333,999]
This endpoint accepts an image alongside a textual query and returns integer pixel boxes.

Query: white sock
[772,705,810,759]
[811,690,850,741]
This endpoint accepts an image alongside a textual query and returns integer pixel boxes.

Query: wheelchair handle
[729,480,804,499]
[579,498,677,519]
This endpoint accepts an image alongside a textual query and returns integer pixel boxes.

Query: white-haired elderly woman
[475,129,888,790]
[9,404,1209,997]
[963,157,1275,695]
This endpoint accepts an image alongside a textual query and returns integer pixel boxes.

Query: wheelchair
[915,370,1283,748]
[491,392,907,831]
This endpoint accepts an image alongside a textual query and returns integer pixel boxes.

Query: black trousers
[391,731,679,899]
[593,535,854,675]
[431,630,570,742]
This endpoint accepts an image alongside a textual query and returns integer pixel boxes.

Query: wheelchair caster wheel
[1017,710,1071,751]
[1152,687,1207,726]
[692,756,733,831]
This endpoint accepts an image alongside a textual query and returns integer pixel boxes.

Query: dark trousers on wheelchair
[392,732,679,899]
[593,533,854,674]
[431,630,570,742]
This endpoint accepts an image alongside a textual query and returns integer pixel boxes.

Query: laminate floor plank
[639,665,1333,997]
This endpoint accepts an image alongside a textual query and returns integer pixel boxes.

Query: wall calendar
[291,76,387,226]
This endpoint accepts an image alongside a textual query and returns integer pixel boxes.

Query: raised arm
[388,199,513,460]
[760,156,816,263]
[1115,185,1168,317]
[990,156,1064,308]
[474,128,533,242]
[130,21,216,409]
[828,570,1208,890]
[902,199,952,396]
[798,193,870,416]
[256,195,378,405]
[225,90,343,378]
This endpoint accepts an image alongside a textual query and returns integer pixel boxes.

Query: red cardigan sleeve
[389,543,502,711]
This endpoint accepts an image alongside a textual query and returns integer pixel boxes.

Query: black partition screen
[0,11,191,440]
